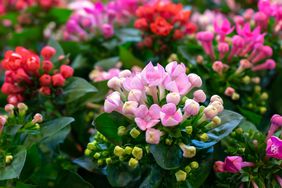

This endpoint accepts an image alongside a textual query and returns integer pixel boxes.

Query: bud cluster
[1,46,74,105]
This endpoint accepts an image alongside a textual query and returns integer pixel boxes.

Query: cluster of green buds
[85,131,148,169]
[175,161,199,182]
[0,103,43,166]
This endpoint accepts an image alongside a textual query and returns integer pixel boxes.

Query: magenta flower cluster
[104,61,224,144]
[64,0,144,41]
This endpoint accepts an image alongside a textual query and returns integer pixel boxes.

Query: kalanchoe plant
[81,61,243,187]
[134,1,196,58]
[0,45,74,113]
[214,114,282,188]
[189,17,276,122]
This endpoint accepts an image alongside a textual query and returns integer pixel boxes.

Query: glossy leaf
[0,149,27,180]
[139,166,162,188]
[94,56,119,70]
[55,170,93,188]
[119,46,144,69]
[150,144,182,170]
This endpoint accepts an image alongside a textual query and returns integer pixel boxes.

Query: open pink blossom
[224,156,255,173]
[134,104,161,131]
[146,128,162,144]
[141,62,166,87]
[165,61,186,79]
[160,103,183,127]
[214,19,234,41]
[266,136,282,159]
[164,73,191,95]
[184,99,200,117]
[104,91,122,113]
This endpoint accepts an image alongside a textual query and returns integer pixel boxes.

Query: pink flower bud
[107,77,121,90]
[160,103,183,127]
[101,24,114,38]
[218,42,229,59]
[267,114,282,139]
[128,89,143,102]
[224,87,235,97]
[187,73,202,88]
[196,31,214,42]
[184,99,200,116]
[214,161,225,172]
[193,90,206,103]
[224,156,254,173]
[60,65,74,79]
[52,74,65,87]
[32,113,43,124]
[5,104,14,113]
[0,115,7,134]
[146,128,162,144]
[210,95,223,104]
[41,46,56,60]
[204,106,218,119]
[104,91,122,113]
[212,61,226,75]
[252,59,276,71]
[141,62,166,87]
[122,101,138,115]
[210,101,224,113]
[119,70,132,78]
[166,92,181,105]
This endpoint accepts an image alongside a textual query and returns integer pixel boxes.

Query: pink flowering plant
[213,114,282,188]
[80,61,243,187]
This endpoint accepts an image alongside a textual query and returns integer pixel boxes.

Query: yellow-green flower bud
[260,107,267,114]
[34,123,40,130]
[5,155,13,164]
[168,53,178,62]
[102,151,109,157]
[87,143,96,150]
[165,138,172,145]
[179,143,196,158]
[125,146,133,155]
[199,133,209,142]
[130,128,140,138]
[93,153,101,159]
[254,86,261,93]
[114,146,124,157]
[97,159,104,166]
[190,161,199,169]
[212,116,221,125]
[118,126,127,136]
[242,76,250,84]
[185,126,193,135]
[235,128,243,134]
[106,158,112,165]
[175,170,187,182]
[185,165,191,173]
[231,93,240,100]
[260,92,268,100]
[132,147,143,160]
[128,158,139,168]
[84,149,91,156]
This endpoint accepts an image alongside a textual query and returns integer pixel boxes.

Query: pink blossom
[122,101,138,115]
[123,74,144,91]
[134,104,160,131]
[166,92,181,105]
[146,128,162,144]
[164,73,191,95]
[212,61,228,75]
[224,156,254,173]
[187,73,202,88]
[267,114,282,139]
[184,99,200,117]
[218,42,229,59]
[101,24,114,38]
[141,62,166,87]
[160,103,183,127]
[196,31,215,58]
[104,91,122,113]
[165,61,186,79]
[252,59,276,71]
[266,136,282,159]
[193,90,206,103]
[224,87,235,97]
[128,89,144,102]
[214,161,225,172]
[214,19,234,41]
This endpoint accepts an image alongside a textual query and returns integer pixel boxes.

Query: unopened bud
[32,113,43,124]
[185,126,193,135]
[185,165,192,173]
[196,55,204,64]
[114,146,124,157]
[97,159,104,166]
[242,76,251,84]
[175,170,187,182]
[5,104,14,116]
[252,77,260,84]
[5,155,13,164]
[84,149,91,156]
[130,128,141,138]
[93,153,101,159]
[165,138,173,145]
[128,158,139,168]
[199,133,209,142]
[106,158,112,165]
[132,147,143,160]
[231,93,240,100]
[260,107,267,114]
[190,161,199,169]
[254,86,261,93]
[87,143,96,150]
[17,103,28,116]
[107,77,121,90]
[235,128,243,134]
[118,126,127,136]
[260,92,268,100]
[179,143,196,158]
[125,146,133,155]
[212,116,221,125]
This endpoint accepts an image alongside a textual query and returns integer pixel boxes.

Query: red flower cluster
[1,46,74,105]
[134,2,196,47]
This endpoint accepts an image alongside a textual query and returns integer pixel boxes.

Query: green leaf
[149,144,182,170]
[94,56,119,70]
[139,166,162,188]
[40,117,74,141]
[119,46,144,69]
[55,170,93,188]
[238,107,262,125]
[95,112,130,145]
[71,54,88,70]
[116,28,141,44]
[239,119,258,132]
[73,156,100,172]
[106,163,142,187]
[0,149,27,180]
[49,8,72,24]
[47,38,64,63]
[63,77,97,103]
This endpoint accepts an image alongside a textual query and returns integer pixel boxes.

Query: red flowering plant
[212,114,282,188]
[134,1,196,59]
[0,44,74,115]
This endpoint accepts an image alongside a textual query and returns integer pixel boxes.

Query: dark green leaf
[63,77,97,103]
[139,166,162,188]
[95,112,130,145]
[73,156,100,172]
[119,46,144,69]
[94,56,119,70]
[0,149,27,180]
[55,170,93,188]
[49,8,72,24]
[150,144,182,170]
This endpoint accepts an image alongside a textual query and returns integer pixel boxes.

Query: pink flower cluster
[214,156,254,173]
[104,61,224,144]
[64,0,144,41]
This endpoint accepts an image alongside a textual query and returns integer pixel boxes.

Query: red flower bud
[39,74,52,86]
[41,46,56,60]
[39,86,51,95]
[60,65,74,78]
[42,60,53,73]
[26,56,40,73]
[7,94,23,105]
[52,74,65,87]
